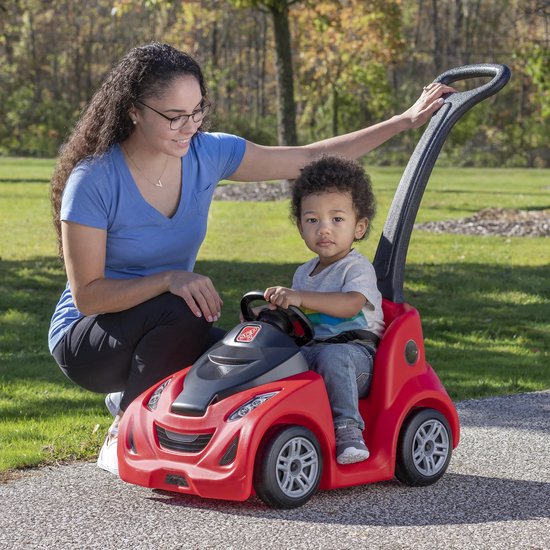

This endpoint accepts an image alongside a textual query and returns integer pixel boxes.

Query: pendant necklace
[123,145,168,188]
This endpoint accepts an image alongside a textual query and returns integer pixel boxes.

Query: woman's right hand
[168,271,223,323]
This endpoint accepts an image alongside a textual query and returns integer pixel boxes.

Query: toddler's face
[298,191,367,267]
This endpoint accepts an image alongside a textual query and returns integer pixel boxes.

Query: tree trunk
[332,85,339,137]
[431,0,444,73]
[451,0,463,65]
[270,1,297,145]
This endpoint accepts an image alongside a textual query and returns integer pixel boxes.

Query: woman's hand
[400,82,456,129]
[264,286,302,310]
[168,271,223,322]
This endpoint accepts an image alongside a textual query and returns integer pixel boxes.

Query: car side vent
[219,435,239,466]
[156,426,213,453]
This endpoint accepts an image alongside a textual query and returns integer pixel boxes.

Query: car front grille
[155,426,213,453]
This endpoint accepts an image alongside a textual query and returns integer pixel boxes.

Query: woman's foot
[105,392,123,417]
[97,417,121,475]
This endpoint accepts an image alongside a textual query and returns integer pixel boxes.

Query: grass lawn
[0,157,549,474]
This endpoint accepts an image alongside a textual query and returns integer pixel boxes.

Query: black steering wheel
[240,291,314,347]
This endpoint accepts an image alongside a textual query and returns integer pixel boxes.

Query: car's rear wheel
[395,408,452,486]
[253,426,322,509]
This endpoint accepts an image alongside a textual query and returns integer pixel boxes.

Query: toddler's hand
[264,286,302,310]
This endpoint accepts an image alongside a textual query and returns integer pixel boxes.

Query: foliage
[295,0,403,139]
[0,0,548,164]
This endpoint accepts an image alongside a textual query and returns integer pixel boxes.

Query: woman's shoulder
[71,146,119,179]
[65,146,122,200]
[190,132,246,180]
[191,131,244,151]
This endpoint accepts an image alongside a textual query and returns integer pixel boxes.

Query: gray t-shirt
[292,249,385,340]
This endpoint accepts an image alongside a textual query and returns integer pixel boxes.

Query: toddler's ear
[355,217,368,239]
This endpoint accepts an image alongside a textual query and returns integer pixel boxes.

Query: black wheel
[253,426,322,509]
[395,408,452,486]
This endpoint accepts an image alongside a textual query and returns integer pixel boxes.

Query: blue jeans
[300,342,374,430]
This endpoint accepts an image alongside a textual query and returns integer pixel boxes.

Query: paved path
[1,391,549,550]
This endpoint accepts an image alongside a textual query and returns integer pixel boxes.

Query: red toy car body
[118,299,459,506]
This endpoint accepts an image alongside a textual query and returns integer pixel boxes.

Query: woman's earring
[132,120,137,125]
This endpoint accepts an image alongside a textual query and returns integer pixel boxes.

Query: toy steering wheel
[240,291,314,347]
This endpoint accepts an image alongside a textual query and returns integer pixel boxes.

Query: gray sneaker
[335,425,370,465]
[105,392,123,417]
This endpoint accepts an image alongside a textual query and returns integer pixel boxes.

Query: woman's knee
[58,359,129,394]
[152,293,211,332]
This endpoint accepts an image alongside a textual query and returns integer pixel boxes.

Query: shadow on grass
[1,257,548,414]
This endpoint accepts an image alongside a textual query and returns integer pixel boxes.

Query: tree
[232,0,299,145]
[295,0,404,139]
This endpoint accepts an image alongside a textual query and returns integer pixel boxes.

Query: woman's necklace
[122,144,168,188]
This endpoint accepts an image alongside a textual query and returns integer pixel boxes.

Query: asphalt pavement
[1,391,549,550]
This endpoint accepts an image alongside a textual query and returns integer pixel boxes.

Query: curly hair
[50,42,209,258]
[290,155,377,240]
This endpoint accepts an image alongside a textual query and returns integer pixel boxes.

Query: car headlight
[227,392,279,422]
[147,378,172,411]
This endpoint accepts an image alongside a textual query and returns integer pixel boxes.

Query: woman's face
[130,74,205,157]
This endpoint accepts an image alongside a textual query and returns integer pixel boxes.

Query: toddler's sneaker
[105,392,123,417]
[335,425,370,465]
[97,424,119,476]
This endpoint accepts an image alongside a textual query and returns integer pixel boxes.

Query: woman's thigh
[52,293,211,393]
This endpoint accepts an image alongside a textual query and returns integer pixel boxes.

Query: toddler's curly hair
[290,155,376,240]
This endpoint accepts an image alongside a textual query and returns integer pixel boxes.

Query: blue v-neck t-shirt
[48,132,246,352]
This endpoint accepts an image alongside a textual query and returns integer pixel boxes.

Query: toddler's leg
[301,343,374,464]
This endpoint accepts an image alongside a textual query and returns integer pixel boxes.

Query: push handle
[373,64,511,303]
[434,64,511,114]
[435,63,510,90]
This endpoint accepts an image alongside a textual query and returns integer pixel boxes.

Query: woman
[48,42,453,475]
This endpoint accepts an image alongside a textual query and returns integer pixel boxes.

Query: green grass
[0,158,549,474]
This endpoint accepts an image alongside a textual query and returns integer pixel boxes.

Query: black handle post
[373,64,511,303]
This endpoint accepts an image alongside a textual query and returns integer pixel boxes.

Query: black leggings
[51,293,225,411]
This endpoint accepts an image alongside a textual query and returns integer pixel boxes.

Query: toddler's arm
[265,287,366,319]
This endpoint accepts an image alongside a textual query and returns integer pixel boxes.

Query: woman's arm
[230,83,454,182]
[62,221,222,321]
[264,286,366,319]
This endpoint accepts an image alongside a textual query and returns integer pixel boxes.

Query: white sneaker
[105,392,123,417]
[97,431,119,476]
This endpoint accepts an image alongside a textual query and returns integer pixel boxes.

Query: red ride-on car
[118,64,510,508]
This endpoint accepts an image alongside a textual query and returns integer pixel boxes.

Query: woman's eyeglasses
[136,100,211,130]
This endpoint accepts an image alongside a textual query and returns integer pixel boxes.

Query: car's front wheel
[253,426,322,509]
[395,408,452,486]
